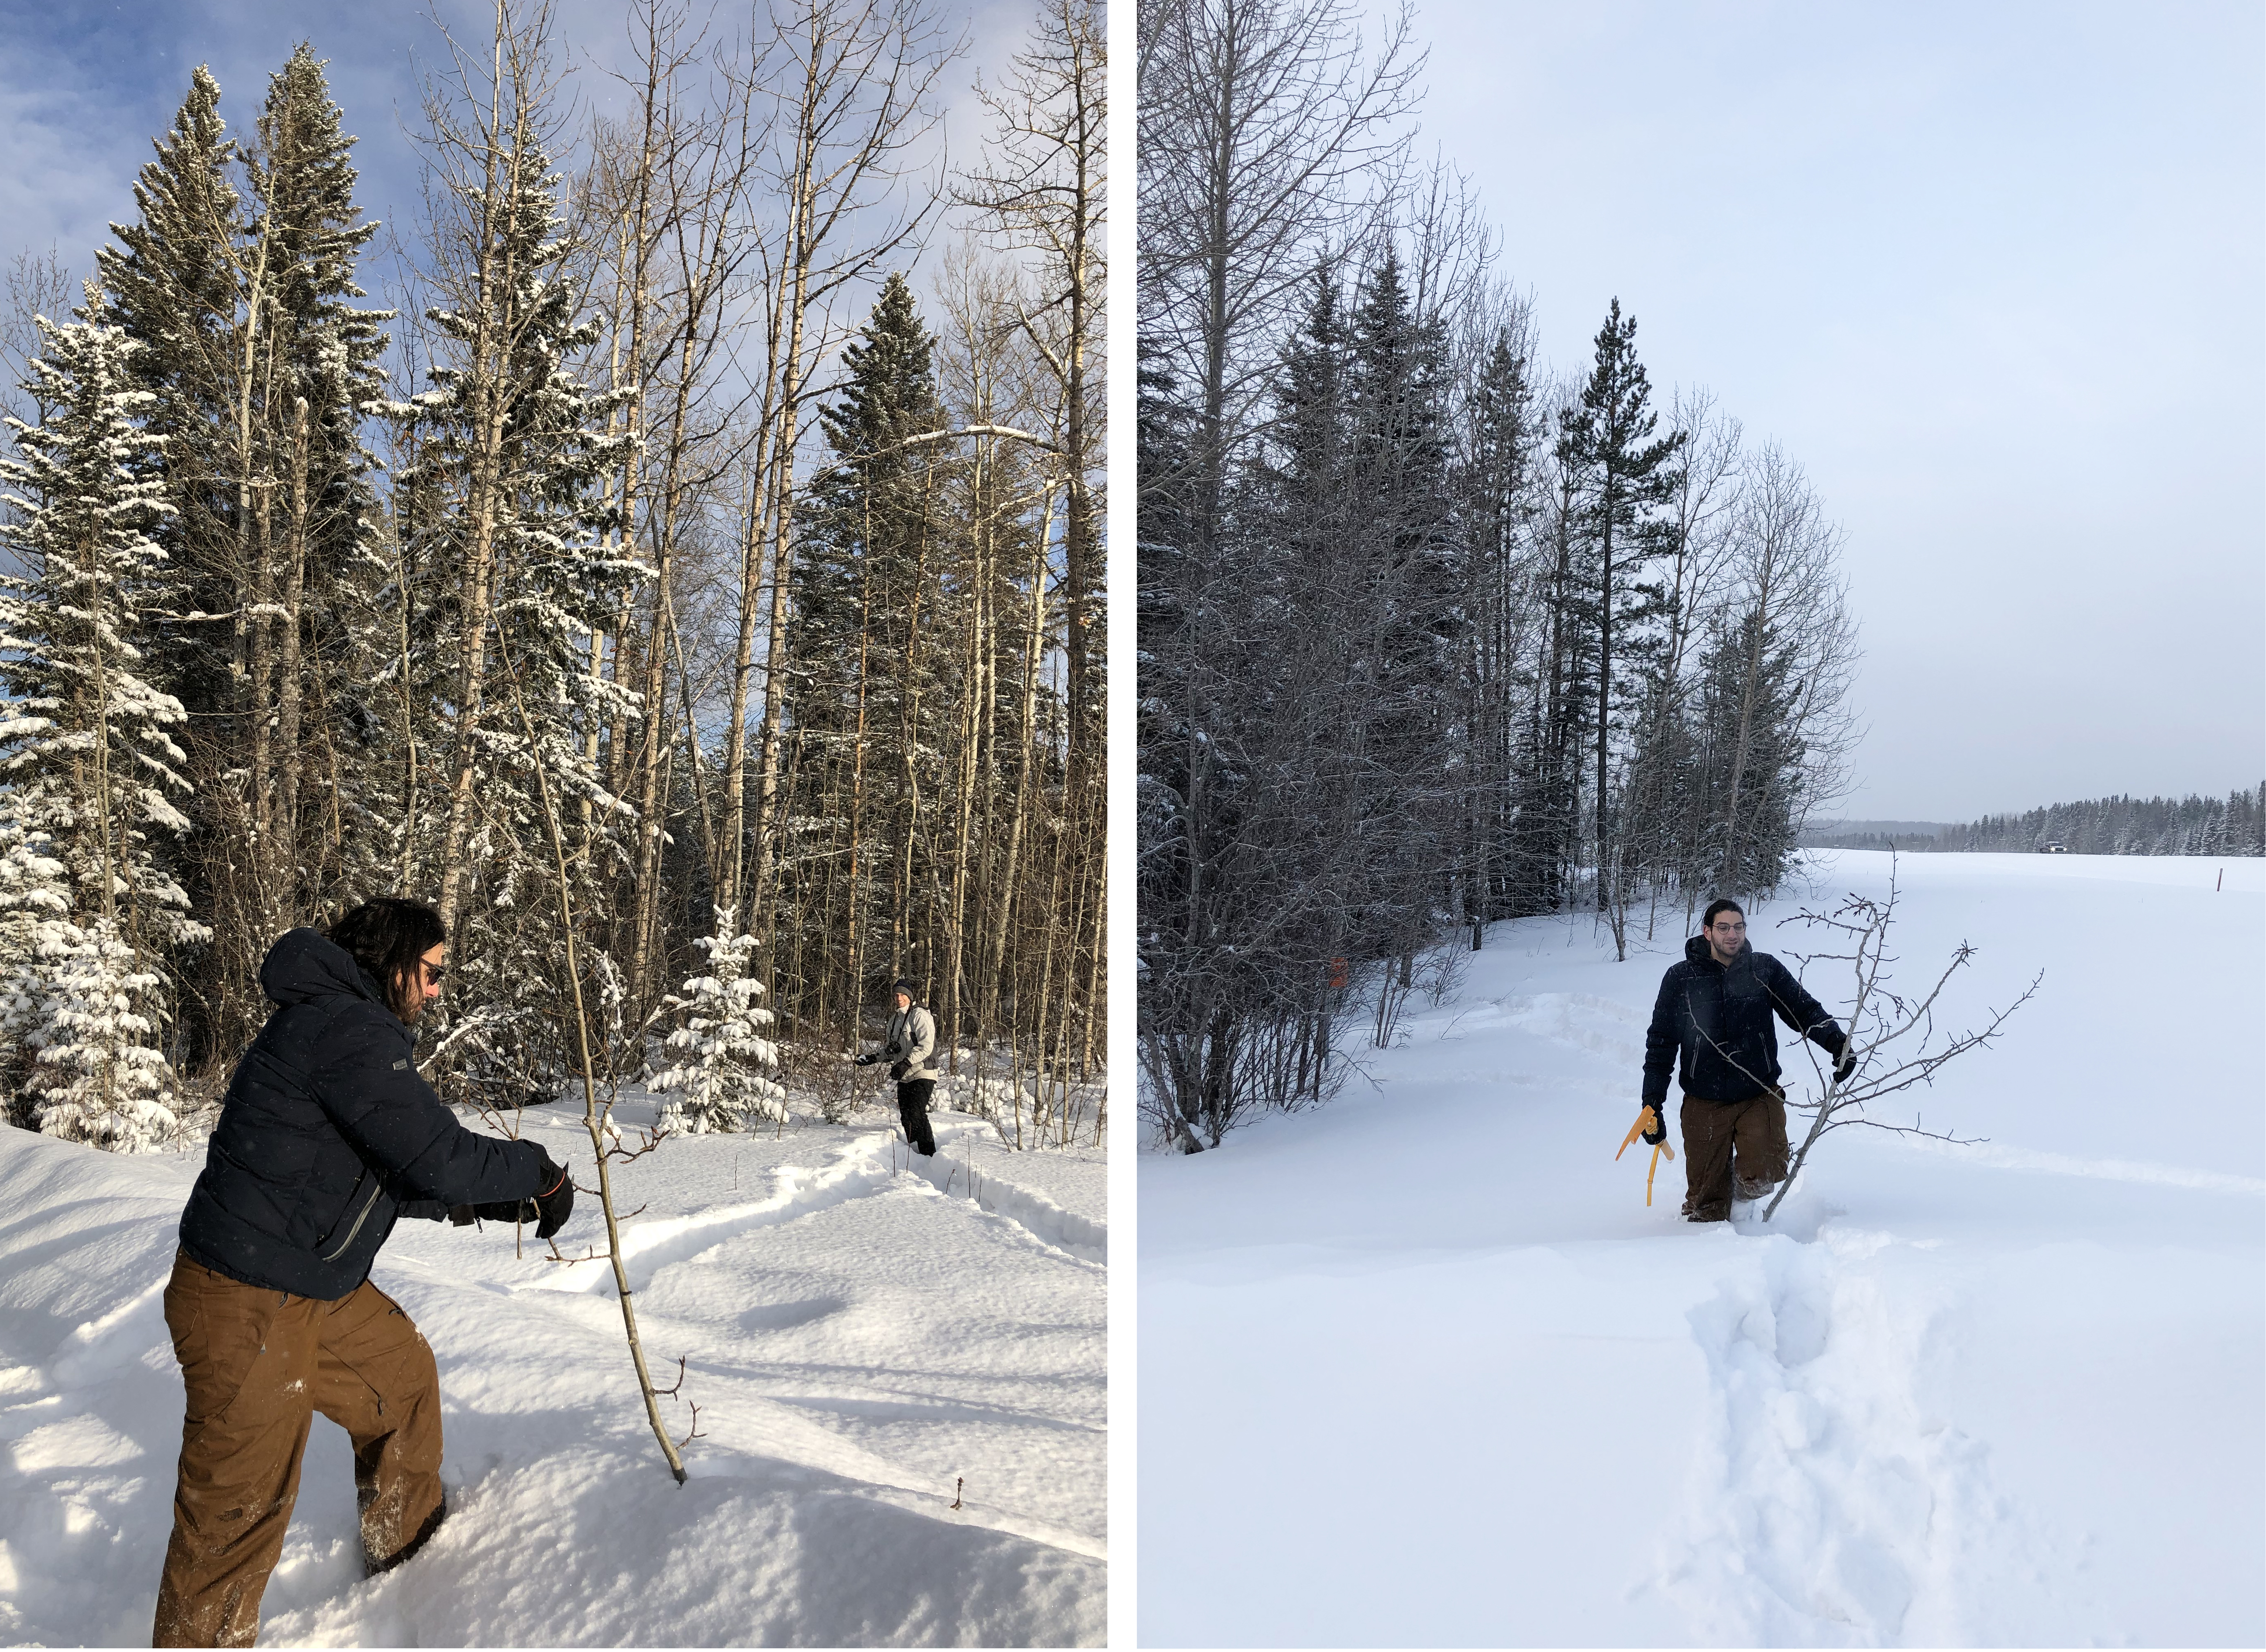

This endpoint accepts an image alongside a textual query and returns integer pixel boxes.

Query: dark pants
[897,1078,936,1156]
[1679,1089,1789,1222]
[153,1252,446,1647]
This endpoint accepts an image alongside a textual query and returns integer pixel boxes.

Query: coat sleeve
[1761,957,1846,1056]
[307,1006,547,1206]
[1641,968,1682,1107]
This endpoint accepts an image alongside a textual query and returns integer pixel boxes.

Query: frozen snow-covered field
[0,1095,1105,1646]
[1141,851,2264,1647]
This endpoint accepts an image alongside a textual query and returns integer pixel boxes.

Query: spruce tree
[1344,247,1457,964]
[388,118,636,1105]
[1554,299,1683,896]
[93,67,240,721]
[0,313,204,1147]
[238,44,395,908]
[96,52,395,1068]
[785,273,952,1030]
[1693,599,1804,893]
[1462,325,1534,925]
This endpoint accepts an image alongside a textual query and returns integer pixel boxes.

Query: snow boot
[367,1496,447,1577]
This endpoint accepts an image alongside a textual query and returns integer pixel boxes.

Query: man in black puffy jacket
[153,899,572,1648]
[1636,898,1854,1223]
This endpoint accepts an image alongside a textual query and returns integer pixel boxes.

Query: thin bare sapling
[1763,858,2041,1221]
[497,639,689,1484]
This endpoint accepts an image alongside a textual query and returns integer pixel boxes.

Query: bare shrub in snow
[1767,857,2040,1220]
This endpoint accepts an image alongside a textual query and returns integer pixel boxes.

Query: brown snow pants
[1679,1088,1789,1222]
[151,1251,445,1647]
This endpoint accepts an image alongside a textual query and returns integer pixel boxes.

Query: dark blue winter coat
[176,928,547,1300]
[1642,935,1846,1107]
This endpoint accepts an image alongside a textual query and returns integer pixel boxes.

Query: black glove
[1833,1042,1858,1084]
[888,1059,909,1082]
[456,1194,541,1225]
[532,1155,575,1240]
[853,1052,880,1066]
[1640,1104,1666,1146]
[456,1154,573,1236]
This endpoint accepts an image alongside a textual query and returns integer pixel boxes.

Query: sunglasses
[420,961,447,984]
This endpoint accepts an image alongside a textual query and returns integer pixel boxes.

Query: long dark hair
[329,899,446,1020]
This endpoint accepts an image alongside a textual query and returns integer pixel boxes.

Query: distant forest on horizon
[1802,784,2265,857]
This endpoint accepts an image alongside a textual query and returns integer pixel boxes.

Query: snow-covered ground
[0,1093,1105,1646]
[1141,851,2264,1647]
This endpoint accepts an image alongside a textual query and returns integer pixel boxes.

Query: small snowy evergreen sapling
[23,915,180,1150]
[650,908,786,1132]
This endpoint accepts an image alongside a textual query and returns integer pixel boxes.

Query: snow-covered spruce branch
[1764,858,2041,1221]
[798,422,1061,489]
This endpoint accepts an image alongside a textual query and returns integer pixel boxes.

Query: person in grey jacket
[856,977,939,1155]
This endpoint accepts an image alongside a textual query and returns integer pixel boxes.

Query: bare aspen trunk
[495,640,685,1484]
[841,532,876,1043]
[434,38,520,941]
[984,484,1054,1037]
[276,397,310,908]
[247,482,275,913]
[392,499,421,892]
[746,151,814,927]
[716,432,774,919]
[1720,521,1783,888]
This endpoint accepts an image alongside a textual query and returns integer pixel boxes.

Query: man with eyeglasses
[1633,897,1856,1222]
[154,899,573,1646]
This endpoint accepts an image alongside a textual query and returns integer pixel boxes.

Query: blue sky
[0,0,1038,374]
[1397,0,2263,819]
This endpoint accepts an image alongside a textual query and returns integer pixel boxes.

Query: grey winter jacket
[881,1003,939,1081]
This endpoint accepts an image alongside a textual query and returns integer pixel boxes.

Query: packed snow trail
[1141,851,2263,1647]
[0,1098,1104,1646]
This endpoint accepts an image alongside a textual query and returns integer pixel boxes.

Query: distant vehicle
[2042,840,2068,854]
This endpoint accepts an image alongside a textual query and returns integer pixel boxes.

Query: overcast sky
[1388,0,2263,821]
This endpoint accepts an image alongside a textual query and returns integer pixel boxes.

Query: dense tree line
[0,0,1104,1152]
[1137,0,1856,1149]
[1813,787,2265,857]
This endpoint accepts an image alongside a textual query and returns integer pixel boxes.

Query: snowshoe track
[540,1118,1105,1291]
[1660,1229,2036,1646]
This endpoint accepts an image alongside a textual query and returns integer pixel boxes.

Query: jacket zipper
[321,1179,384,1262]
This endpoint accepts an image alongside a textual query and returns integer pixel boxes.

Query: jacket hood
[262,927,388,1010]
[1685,934,1751,968]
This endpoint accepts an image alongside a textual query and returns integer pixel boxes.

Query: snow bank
[0,1098,1104,1646]
[1141,850,2263,1646]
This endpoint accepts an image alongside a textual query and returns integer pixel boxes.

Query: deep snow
[1141,850,2264,1647]
[0,1093,1105,1646]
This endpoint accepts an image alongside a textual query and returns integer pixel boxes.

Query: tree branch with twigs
[1763,854,2040,1221]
